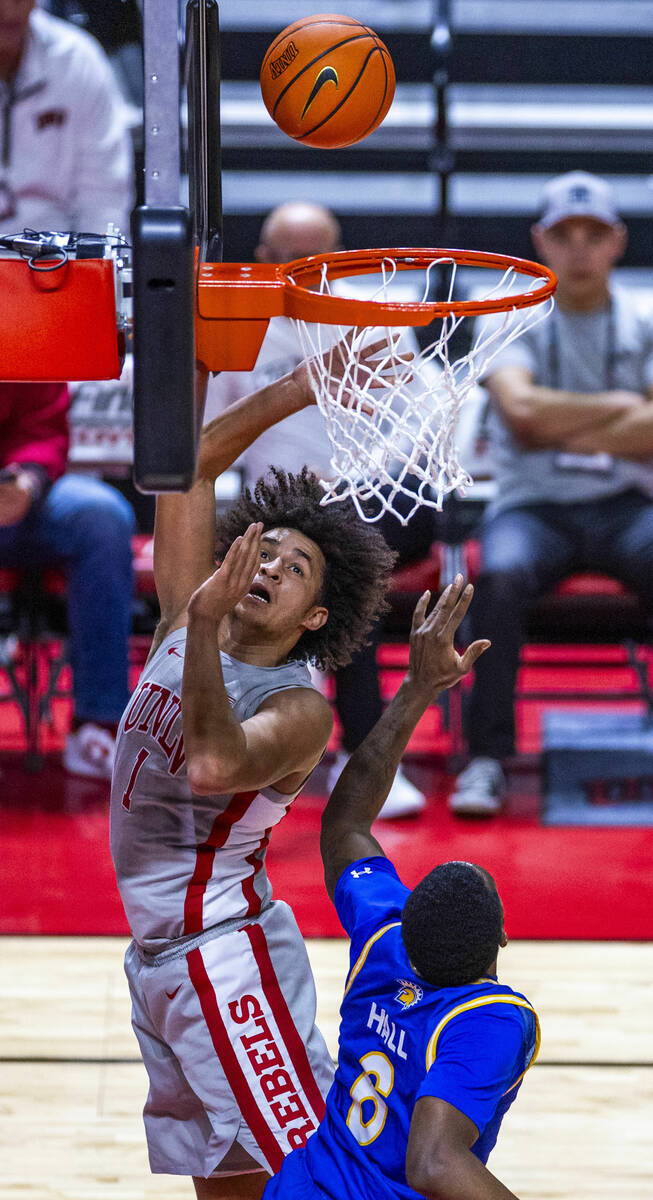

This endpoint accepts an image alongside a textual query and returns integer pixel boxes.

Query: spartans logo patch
[395,979,423,1011]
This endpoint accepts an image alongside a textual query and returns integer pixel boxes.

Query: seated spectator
[0,1,132,235]
[0,1,136,776]
[0,384,135,776]
[205,202,439,818]
[450,171,653,815]
[43,2,143,107]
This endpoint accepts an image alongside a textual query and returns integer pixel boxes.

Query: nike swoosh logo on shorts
[302,66,339,119]
[165,985,182,1000]
[168,647,183,658]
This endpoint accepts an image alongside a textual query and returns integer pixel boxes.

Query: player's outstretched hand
[406,575,490,700]
[330,332,414,406]
[293,331,413,414]
[187,522,263,623]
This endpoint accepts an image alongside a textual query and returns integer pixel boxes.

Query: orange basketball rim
[195,247,558,372]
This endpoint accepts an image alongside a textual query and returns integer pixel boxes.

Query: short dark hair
[401,861,503,987]
[217,467,396,670]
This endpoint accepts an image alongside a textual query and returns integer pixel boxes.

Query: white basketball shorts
[124,900,335,1178]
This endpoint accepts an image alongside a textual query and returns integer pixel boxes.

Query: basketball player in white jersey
[110,342,399,1199]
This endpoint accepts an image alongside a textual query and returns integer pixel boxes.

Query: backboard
[132,0,223,491]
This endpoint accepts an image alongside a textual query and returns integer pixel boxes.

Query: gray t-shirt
[478,288,653,514]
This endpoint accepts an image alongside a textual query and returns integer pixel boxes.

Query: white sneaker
[63,723,116,780]
[326,750,349,794]
[327,752,426,819]
[378,766,426,819]
[449,757,505,816]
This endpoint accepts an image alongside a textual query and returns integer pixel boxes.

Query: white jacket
[0,8,133,238]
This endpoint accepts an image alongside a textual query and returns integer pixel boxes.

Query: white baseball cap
[537,171,621,229]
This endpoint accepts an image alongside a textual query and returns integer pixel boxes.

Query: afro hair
[401,861,503,988]
[217,466,397,671]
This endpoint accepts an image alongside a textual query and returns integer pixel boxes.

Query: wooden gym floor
[1,936,651,1199]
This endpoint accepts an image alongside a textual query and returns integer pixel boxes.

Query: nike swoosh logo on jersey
[301,66,339,119]
[165,985,182,1000]
[168,647,183,658]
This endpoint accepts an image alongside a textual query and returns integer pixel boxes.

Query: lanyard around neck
[547,300,616,392]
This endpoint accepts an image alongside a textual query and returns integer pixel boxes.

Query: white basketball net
[291,255,553,524]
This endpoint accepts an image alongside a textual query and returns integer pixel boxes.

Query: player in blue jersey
[263,576,540,1200]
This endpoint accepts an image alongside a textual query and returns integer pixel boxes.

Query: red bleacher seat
[0,564,69,769]
[0,532,647,768]
[389,542,441,595]
[386,543,442,635]
[554,573,629,597]
[460,538,634,605]
[0,539,157,769]
[0,565,67,595]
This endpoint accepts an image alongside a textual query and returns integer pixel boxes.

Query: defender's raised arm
[320,577,490,898]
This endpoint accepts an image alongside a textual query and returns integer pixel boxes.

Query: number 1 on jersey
[122,747,150,810]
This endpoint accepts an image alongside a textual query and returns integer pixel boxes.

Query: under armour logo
[350,867,373,879]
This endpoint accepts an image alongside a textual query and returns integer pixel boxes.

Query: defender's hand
[187,522,263,623]
[406,575,490,699]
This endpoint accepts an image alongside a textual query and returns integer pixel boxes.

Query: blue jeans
[467,490,653,759]
[0,473,135,725]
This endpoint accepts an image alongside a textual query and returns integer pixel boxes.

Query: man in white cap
[450,171,653,815]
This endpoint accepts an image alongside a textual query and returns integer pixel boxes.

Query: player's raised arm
[320,577,490,898]
[151,336,401,649]
[151,367,311,647]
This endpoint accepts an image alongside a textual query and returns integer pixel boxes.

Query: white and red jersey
[110,627,316,952]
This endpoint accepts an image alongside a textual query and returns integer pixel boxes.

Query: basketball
[259,13,396,149]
